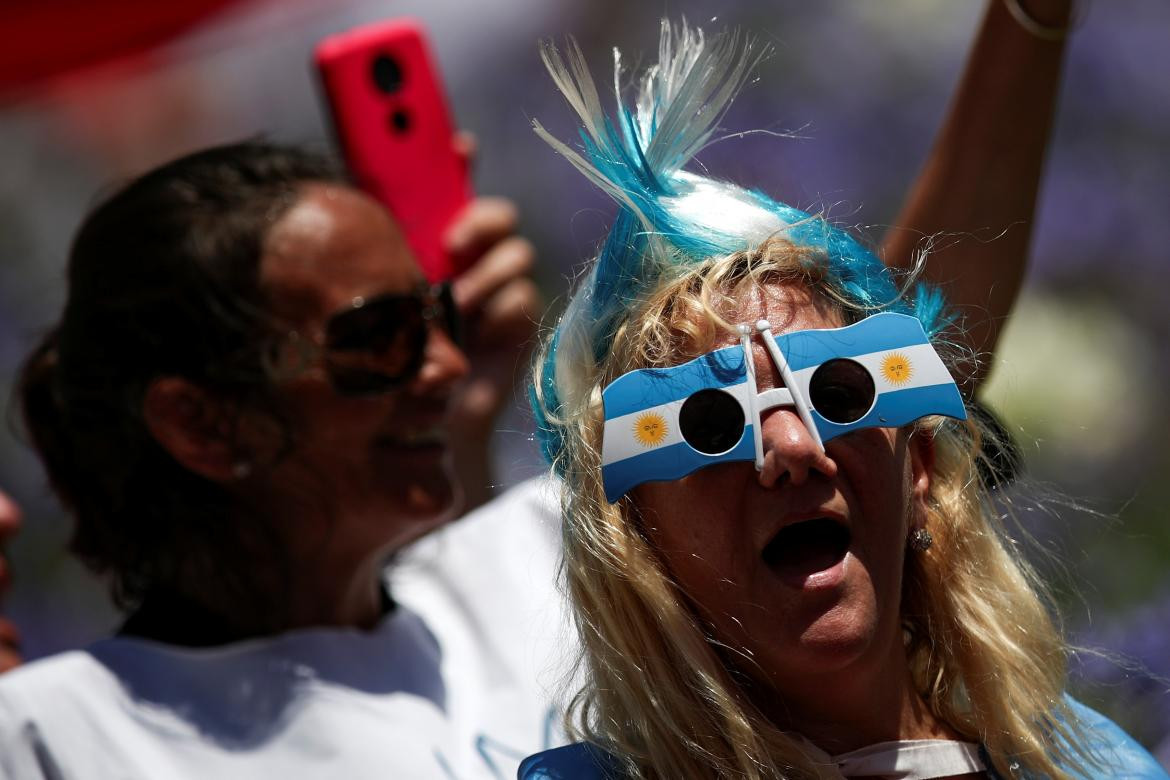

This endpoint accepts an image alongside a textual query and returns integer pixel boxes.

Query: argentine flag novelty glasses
[600,312,967,502]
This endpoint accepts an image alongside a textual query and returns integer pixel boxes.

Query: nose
[757,407,837,488]
[410,325,470,394]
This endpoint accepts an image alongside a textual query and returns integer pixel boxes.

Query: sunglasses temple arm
[738,325,765,470]
[756,320,825,452]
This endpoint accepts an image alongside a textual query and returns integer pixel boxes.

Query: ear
[907,427,936,531]
[142,377,241,483]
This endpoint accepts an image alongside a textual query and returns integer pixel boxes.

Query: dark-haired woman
[0,141,551,778]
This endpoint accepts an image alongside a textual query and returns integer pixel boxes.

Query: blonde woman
[521,14,1168,780]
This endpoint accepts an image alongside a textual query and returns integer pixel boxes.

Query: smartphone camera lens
[389,108,411,135]
[371,53,403,94]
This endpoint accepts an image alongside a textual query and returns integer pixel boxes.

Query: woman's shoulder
[0,648,117,708]
[1053,697,1169,779]
[0,639,214,734]
[518,741,623,780]
[518,700,1170,780]
[0,648,130,774]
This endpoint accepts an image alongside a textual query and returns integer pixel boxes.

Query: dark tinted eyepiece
[326,296,426,354]
[808,359,875,424]
[371,53,404,94]
[680,389,745,454]
[324,297,427,394]
[320,284,460,397]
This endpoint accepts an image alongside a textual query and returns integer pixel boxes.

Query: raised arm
[445,196,541,512]
[882,0,1072,394]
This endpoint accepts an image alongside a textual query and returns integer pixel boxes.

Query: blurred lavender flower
[1071,586,1170,754]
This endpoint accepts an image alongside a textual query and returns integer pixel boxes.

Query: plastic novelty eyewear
[598,312,966,502]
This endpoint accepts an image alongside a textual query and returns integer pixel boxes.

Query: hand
[444,196,542,510]
[0,489,23,673]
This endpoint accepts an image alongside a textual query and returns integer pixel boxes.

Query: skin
[233,183,472,630]
[0,1,1068,690]
[441,131,542,511]
[444,196,540,511]
[138,177,537,637]
[0,489,21,672]
[635,283,959,756]
[882,0,1072,393]
[631,4,1073,759]
[625,1,1069,764]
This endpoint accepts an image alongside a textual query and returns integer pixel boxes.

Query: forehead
[260,183,420,321]
[717,281,844,387]
[719,281,843,341]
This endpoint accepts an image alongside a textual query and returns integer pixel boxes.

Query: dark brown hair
[19,140,345,608]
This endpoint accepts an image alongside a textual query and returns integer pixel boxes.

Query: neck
[751,642,962,754]
[204,484,413,634]
[124,528,395,645]
[275,552,390,631]
[121,574,392,647]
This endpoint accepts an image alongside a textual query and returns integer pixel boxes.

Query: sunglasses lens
[808,358,875,424]
[324,297,427,395]
[679,388,746,455]
[326,298,425,353]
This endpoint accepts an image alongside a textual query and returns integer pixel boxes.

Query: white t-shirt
[0,478,575,780]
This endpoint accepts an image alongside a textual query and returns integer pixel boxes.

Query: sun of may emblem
[632,412,669,447]
[881,352,913,385]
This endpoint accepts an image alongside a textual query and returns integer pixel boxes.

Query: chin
[368,482,460,554]
[396,467,461,522]
[763,600,887,681]
[791,630,874,673]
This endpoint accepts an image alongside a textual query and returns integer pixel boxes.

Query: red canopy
[0,0,252,97]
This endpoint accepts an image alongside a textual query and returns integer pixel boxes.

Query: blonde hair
[533,237,1096,779]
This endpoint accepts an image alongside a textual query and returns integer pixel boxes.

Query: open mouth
[762,517,851,582]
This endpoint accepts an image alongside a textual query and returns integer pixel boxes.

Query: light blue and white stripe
[770,313,966,441]
[601,344,755,502]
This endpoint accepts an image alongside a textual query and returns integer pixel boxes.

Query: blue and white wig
[531,21,948,472]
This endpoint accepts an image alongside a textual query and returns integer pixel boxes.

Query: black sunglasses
[320,281,462,396]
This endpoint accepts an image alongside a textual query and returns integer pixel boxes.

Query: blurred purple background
[0,0,1167,759]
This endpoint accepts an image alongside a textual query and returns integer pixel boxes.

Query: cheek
[637,484,708,562]
[834,430,911,510]
[835,431,916,576]
[635,470,754,604]
[272,382,396,465]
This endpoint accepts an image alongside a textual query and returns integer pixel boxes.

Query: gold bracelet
[1002,0,1078,41]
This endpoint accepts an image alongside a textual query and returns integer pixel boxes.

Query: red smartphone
[315,19,473,282]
